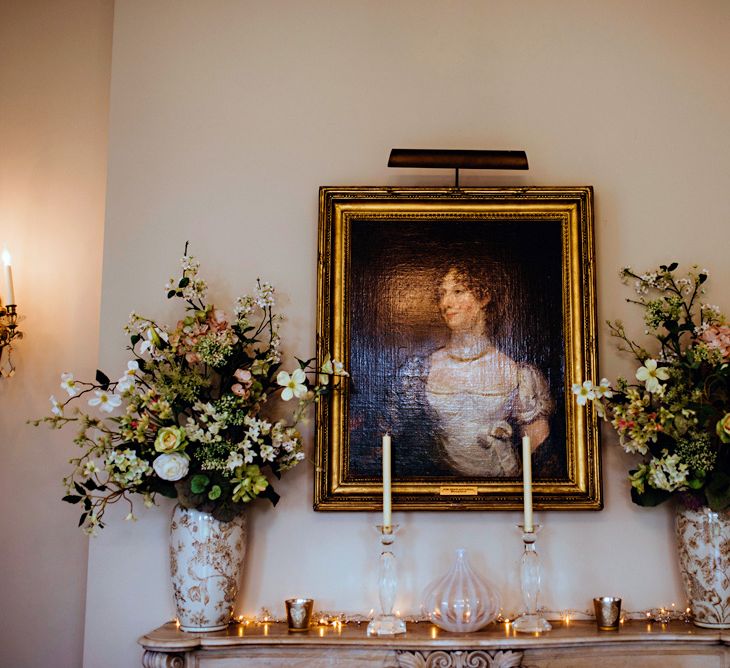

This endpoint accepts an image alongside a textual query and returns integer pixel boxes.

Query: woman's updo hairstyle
[441,258,508,338]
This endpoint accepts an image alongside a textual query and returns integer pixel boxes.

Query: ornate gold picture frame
[314,186,601,511]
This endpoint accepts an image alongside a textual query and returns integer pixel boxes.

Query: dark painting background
[347,217,566,482]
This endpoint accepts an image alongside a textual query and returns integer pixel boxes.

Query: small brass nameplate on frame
[439,486,479,496]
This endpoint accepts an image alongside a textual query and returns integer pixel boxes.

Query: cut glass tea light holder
[367,524,406,636]
[512,524,552,633]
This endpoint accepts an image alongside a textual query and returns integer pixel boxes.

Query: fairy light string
[218,603,692,628]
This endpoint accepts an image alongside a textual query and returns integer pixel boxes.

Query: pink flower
[207,309,229,332]
[699,324,730,358]
[231,383,249,398]
[234,368,252,386]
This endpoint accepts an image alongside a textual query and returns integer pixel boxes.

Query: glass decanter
[421,548,500,632]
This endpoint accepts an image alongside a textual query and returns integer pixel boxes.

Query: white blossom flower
[226,452,244,471]
[318,354,348,384]
[234,295,255,318]
[152,452,189,481]
[60,372,78,397]
[139,327,168,354]
[50,395,63,416]
[116,361,139,392]
[635,359,669,393]
[242,442,255,464]
[255,281,275,308]
[88,390,122,413]
[125,512,137,522]
[83,513,100,537]
[82,460,100,476]
[593,378,613,400]
[260,444,275,462]
[571,381,595,406]
[277,368,307,401]
[647,451,688,492]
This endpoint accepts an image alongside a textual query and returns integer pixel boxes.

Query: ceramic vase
[676,504,730,628]
[169,505,248,632]
[421,548,500,632]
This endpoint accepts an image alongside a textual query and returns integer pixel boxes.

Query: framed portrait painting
[314,186,601,511]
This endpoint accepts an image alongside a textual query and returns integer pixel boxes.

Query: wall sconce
[1,248,22,378]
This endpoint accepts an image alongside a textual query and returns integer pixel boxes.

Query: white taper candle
[2,248,14,305]
[382,433,392,528]
[522,435,533,532]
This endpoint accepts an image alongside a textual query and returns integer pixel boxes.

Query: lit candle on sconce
[2,248,15,305]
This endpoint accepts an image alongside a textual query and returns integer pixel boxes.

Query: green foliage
[631,485,671,507]
[190,474,209,494]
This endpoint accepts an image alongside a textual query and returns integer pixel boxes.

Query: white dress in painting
[425,347,553,477]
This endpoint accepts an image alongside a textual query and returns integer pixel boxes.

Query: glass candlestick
[512,525,552,633]
[367,524,406,636]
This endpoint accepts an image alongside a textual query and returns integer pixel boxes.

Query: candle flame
[1,249,11,266]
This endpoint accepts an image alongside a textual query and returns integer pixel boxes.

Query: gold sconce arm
[0,304,22,378]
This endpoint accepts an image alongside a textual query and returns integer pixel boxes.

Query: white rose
[152,453,189,481]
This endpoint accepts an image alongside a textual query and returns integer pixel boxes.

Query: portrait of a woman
[422,264,553,477]
[346,217,566,483]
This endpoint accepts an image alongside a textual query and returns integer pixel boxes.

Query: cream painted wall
[0,1,113,667]
[86,1,730,666]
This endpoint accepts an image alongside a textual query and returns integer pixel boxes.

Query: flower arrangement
[33,248,347,534]
[573,263,730,510]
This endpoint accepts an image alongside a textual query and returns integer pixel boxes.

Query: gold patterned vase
[169,505,248,632]
[676,504,730,628]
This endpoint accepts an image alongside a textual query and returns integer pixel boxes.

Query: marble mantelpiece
[139,619,730,667]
